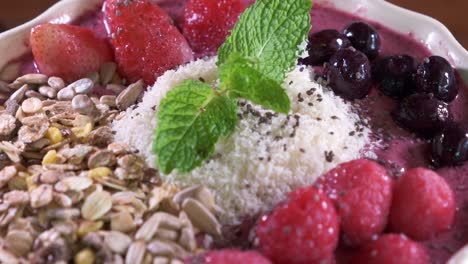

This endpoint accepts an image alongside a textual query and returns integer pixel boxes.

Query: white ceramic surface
[0,0,467,82]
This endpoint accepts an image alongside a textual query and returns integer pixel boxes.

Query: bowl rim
[0,0,467,79]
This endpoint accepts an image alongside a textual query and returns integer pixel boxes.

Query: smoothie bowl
[0,0,467,263]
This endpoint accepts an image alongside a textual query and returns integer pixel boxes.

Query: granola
[0,72,223,263]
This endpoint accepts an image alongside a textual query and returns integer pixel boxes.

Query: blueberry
[301,29,351,66]
[373,55,416,98]
[392,93,453,137]
[431,123,468,167]
[415,56,458,102]
[344,22,381,60]
[325,48,372,100]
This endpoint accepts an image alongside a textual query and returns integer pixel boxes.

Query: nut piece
[116,80,144,110]
[72,94,96,115]
[30,184,53,208]
[21,97,43,114]
[88,150,115,169]
[48,76,65,90]
[57,86,76,101]
[82,190,112,221]
[39,86,57,98]
[0,114,16,138]
[89,126,114,147]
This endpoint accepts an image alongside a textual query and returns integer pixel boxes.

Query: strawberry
[182,0,248,56]
[351,234,430,264]
[104,0,193,85]
[256,187,339,264]
[316,159,393,247]
[30,24,113,82]
[389,167,455,240]
[190,249,271,264]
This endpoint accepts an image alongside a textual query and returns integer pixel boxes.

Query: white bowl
[0,0,467,83]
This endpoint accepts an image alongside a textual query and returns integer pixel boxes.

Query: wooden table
[0,0,466,48]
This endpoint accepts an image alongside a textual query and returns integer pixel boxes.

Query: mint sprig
[219,53,290,114]
[218,0,312,83]
[154,80,237,174]
[154,0,312,174]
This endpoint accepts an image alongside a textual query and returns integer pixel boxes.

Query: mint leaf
[154,80,237,174]
[219,53,290,114]
[218,0,312,83]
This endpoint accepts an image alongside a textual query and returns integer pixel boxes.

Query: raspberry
[389,167,455,240]
[256,187,339,264]
[315,159,393,247]
[192,249,271,264]
[350,234,430,264]
[182,0,247,56]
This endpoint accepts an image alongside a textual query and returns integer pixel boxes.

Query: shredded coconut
[113,57,372,224]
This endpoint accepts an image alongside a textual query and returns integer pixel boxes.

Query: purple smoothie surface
[8,1,468,263]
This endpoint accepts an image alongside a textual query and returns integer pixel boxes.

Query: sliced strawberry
[104,0,193,85]
[30,24,113,82]
[182,0,248,56]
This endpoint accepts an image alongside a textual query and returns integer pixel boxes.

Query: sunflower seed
[153,257,169,264]
[135,212,182,241]
[8,84,29,102]
[25,90,46,100]
[104,231,132,254]
[111,211,135,233]
[125,241,146,264]
[100,95,117,108]
[182,198,221,237]
[15,73,48,85]
[116,80,144,110]
[100,62,117,85]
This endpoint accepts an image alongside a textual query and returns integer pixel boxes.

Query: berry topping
[316,159,393,247]
[104,0,193,85]
[256,187,339,264]
[415,56,458,102]
[372,55,416,98]
[301,29,351,66]
[344,22,381,60]
[389,168,455,240]
[431,123,468,167]
[325,48,372,100]
[351,234,430,264]
[392,93,453,137]
[183,0,247,56]
[191,249,271,264]
[30,24,113,83]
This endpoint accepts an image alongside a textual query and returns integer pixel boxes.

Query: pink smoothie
[9,1,468,263]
